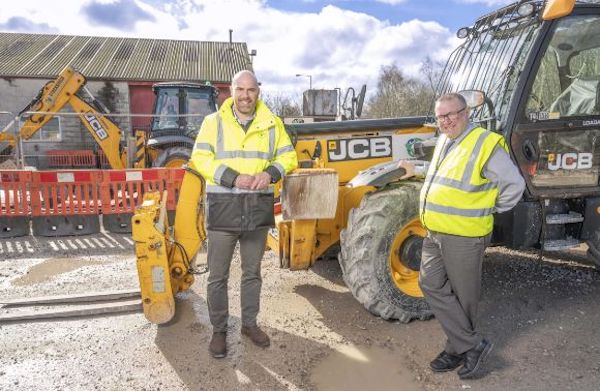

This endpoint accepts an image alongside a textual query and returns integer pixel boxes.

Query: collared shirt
[439,123,477,162]
[232,103,256,132]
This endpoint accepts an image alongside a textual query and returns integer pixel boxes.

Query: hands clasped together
[234,172,271,190]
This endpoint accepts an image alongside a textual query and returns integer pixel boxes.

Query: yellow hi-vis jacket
[190,97,298,231]
[419,126,508,237]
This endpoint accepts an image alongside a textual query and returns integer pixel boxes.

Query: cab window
[526,15,600,119]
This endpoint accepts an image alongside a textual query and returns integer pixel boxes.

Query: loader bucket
[281,168,338,220]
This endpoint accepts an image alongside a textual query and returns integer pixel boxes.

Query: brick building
[0,32,253,167]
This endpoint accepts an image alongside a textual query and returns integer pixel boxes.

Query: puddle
[310,345,424,391]
[12,258,105,286]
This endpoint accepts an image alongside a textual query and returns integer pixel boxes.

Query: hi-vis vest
[419,127,507,237]
[191,98,297,193]
[190,98,297,231]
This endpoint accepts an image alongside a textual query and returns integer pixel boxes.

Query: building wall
[0,78,130,168]
[0,77,232,168]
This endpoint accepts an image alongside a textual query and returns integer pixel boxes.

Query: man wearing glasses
[399,93,524,379]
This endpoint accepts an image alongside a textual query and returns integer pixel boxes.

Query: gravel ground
[1,233,600,391]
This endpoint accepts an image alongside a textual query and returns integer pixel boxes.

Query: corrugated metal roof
[0,32,252,83]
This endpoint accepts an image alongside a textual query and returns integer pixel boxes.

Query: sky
[0,0,512,97]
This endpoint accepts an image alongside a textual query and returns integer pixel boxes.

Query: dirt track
[1,233,599,391]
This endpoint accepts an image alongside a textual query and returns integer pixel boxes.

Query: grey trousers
[419,231,491,355]
[206,228,268,333]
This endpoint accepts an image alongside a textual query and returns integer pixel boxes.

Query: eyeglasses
[435,106,466,122]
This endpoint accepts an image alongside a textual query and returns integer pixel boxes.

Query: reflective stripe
[276,144,294,156]
[217,150,272,159]
[213,164,228,184]
[269,126,276,157]
[425,129,497,193]
[424,201,494,217]
[206,184,274,194]
[460,131,488,184]
[272,162,285,177]
[430,176,497,192]
[194,142,213,152]
[215,114,275,160]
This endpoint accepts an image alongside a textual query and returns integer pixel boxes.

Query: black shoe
[430,351,464,372]
[458,339,493,379]
[209,332,227,358]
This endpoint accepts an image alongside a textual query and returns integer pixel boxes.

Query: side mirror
[459,90,486,109]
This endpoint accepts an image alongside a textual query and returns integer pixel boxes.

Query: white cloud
[0,0,458,99]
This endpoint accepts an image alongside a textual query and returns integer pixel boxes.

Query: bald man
[190,70,298,358]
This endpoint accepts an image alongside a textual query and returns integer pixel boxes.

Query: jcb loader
[4,0,600,326]
[131,0,600,325]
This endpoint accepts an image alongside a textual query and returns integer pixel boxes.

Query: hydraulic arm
[0,66,127,168]
[131,167,206,324]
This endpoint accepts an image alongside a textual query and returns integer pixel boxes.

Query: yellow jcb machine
[0,66,218,168]
[133,0,600,325]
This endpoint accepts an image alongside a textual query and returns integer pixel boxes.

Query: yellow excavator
[0,66,219,169]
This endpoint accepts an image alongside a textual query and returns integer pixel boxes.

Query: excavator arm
[0,66,127,169]
[131,167,206,324]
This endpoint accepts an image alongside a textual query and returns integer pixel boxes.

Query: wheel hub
[398,235,423,271]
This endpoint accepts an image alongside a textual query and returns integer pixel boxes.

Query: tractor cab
[147,82,219,167]
[150,82,218,140]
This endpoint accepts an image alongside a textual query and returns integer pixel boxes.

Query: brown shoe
[241,326,270,348]
[209,332,227,358]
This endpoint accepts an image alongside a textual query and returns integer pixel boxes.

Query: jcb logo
[327,136,392,162]
[83,112,108,140]
[548,152,593,171]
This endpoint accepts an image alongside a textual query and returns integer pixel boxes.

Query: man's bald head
[231,70,260,119]
[231,70,259,89]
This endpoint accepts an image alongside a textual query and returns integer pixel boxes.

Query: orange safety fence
[29,170,102,236]
[0,170,32,238]
[0,168,187,237]
[30,171,102,216]
[97,149,112,169]
[0,170,32,217]
[99,168,184,233]
[47,150,97,168]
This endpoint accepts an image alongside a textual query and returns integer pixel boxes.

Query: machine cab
[514,10,600,197]
[150,82,218,140]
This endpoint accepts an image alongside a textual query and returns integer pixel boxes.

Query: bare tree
[365,60,443,119]
[420,56,445,94]
[262,92,302,117]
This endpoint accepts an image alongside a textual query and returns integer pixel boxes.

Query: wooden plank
[0,299,142,323]
[282,169,338,220]
[0,289,141,307]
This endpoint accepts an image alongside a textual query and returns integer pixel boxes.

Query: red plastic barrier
[47,150,97,168]
[101,169,167,215]
[97,149,111,169]
[100,168,185,233]
[29,170,102,236]
[30,171,101,216]
[0,170,32,217]
[0,170,32,238]
[166,168,186,211]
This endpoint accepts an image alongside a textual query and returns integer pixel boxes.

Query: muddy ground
[1,232,599,391]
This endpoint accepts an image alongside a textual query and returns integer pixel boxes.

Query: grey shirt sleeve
[482,146,526,213]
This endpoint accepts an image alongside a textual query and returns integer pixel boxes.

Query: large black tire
[152,146,192,168]
[339,182,432,323]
